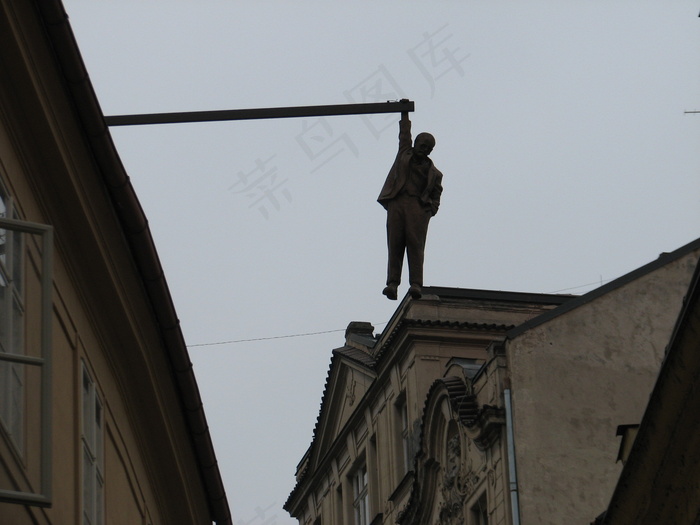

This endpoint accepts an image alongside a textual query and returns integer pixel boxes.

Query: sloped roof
[507,237,700,340]
[598,259,700,524]
[333,345,377,369]
[286,343,377,505]
[32,3,230,522]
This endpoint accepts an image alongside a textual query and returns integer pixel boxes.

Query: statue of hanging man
[378,107,443,300]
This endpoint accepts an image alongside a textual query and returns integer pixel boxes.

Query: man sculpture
[378,110,443,300]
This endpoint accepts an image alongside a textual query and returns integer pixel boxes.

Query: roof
[33,3,230,523]
[506,237,700,340]
[420,286,577,305]
[333,346,377,369]
[286,342,376,500]
[599,258,700,524]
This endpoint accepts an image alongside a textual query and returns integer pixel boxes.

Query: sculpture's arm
[398,112,412,152]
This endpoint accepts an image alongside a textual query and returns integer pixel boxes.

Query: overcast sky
[61,2,699,523]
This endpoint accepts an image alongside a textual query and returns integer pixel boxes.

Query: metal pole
[105,100,415,127]
[504,389,522,525]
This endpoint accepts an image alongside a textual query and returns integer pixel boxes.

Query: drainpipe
[504,388,521,525]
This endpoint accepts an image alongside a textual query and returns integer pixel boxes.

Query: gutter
[33,2,231,523]
[504,388,521,525]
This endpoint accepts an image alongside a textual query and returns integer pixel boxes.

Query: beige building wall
[506,247,700,525]
[0,1,229,523]
[286,291,566,524]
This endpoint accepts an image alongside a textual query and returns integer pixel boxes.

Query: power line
[548,276,614,293]
[188,277,618,348]
[187,328,348,348]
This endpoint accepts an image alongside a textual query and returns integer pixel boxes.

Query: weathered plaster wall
[507,250,699,524]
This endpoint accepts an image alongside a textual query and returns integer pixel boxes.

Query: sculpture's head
[413,133,435,161]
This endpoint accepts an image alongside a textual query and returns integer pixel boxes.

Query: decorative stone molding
[398,377,497,525]
[435,434,469,525]
[464,405,505,451]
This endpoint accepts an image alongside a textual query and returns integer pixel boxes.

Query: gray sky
[62,2,699,523]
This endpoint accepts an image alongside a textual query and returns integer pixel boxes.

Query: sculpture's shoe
[409,285,422,299]
[383,285,398,300]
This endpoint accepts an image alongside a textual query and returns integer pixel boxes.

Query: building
[284,289,572,524]
[285,239,700,525]
[0,1,231,523]
[593,257,700,524]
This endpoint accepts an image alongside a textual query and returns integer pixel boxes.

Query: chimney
[344,322,376,350]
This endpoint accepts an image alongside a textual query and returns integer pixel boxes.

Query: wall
[507,249,700,525]
[0,0,213,522]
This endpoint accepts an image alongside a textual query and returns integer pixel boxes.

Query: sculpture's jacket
[377,117,443,216]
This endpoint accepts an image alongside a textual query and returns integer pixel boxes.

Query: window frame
[0,215,53,507]
[470,491,488,525]
[399,399,411,474]
[0,192,25,452]
[81,363,104,525]
[352,464,369,525]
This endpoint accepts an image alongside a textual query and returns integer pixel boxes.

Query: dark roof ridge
[285,345,378,510]
[421,286,576,304]
[332,345,377,369]
[506,237,700,340]
[34,4,230,522]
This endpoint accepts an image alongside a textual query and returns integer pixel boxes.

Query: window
[394,394,412,478]
[352,465,369,525]
[335,484,343,523]
[399,400,411,473]
[0,188,24,453]
[82,365,104,525]
[471,492,488,525]
[0,183,52,507]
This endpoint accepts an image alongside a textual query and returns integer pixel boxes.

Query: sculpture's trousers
[385,194,431,287]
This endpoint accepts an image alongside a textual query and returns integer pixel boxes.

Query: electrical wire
[188,328,348,347]
[188,277,615,348]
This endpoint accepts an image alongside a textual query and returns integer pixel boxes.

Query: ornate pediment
[398,377,502,525]
[311,349,376,467]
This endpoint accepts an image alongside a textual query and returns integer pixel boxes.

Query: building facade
[284,289,572,524]
[0,1,230,523]
[285,240,700,525]
[594,259,700,525]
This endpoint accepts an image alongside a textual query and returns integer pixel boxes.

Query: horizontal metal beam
[105,100,415,127]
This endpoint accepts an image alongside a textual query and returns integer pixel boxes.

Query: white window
[0,183,52,507]
[352,465,369,525]
[82,365,104,525]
